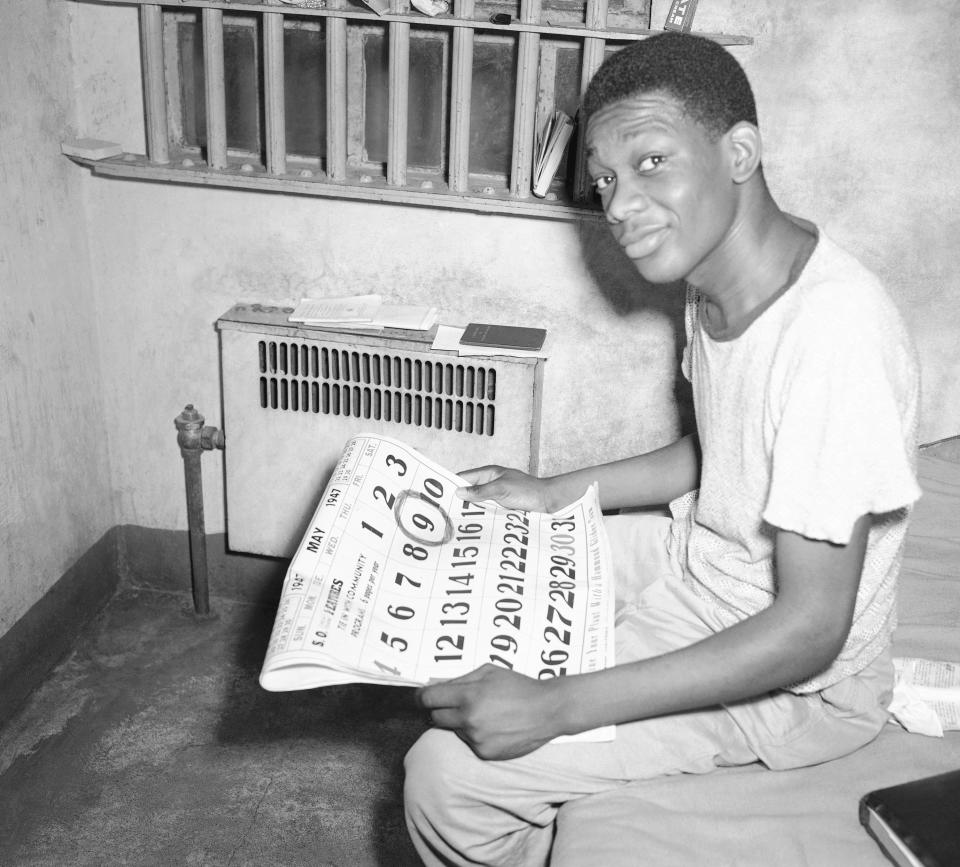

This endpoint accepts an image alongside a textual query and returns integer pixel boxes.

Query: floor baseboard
[0,525,289,730]
[0,528,120,731]
[116,525,288,609]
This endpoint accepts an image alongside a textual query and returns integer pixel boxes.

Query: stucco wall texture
[2,0,958,637]
[0,1,114,635]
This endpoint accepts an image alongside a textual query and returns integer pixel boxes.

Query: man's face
[585,92,737,285]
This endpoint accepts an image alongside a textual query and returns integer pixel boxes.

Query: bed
[551,447,960,866]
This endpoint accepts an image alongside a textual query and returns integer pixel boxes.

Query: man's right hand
[455,466,553,512]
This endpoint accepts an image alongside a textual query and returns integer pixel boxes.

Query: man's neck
[689,195,816,334]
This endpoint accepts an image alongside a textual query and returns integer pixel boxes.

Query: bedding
[551,449,960,867]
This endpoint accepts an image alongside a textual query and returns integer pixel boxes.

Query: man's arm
[459,433,701,513]
[420,514,871,760]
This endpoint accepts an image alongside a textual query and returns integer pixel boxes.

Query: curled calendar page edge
[259,655,423,691]
[259,432,615,697]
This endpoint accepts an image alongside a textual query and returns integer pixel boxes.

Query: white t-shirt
[669,227,922,693]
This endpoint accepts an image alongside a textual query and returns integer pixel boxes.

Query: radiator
[216,304,545,558]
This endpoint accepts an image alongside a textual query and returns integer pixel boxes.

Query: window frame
[73,0,752,220]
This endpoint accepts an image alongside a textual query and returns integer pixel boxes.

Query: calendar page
[259,432,614,693]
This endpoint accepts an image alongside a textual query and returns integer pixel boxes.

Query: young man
[404,32,921,866]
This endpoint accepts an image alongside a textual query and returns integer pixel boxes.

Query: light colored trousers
[403,515,893,867]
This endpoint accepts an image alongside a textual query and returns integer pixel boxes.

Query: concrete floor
[0,584,428,866]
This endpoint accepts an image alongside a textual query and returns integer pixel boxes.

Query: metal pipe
[174,404,225,616]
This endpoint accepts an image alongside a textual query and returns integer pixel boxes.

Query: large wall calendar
[259,433,614,695]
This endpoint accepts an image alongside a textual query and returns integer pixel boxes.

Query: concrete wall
[1,0,958,640]
[0,0,115,635]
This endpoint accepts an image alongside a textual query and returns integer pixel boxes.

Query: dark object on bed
[861,768,960,867]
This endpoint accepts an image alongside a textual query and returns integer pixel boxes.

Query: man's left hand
[417,664,563,760]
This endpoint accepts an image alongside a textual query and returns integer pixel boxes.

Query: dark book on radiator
[860,769,960,867]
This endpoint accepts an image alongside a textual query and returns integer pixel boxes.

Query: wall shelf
[68,152,610,220]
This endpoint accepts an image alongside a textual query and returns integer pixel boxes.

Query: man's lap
[404,514,893,863]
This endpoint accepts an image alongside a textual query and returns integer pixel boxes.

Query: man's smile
[615,224,671,260]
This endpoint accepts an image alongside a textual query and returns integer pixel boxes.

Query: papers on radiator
[289,295,438,332]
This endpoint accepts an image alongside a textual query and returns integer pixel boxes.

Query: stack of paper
[373,304,440,330]
[61,138,124,160]
[288,295,438,332]
[289,294,382,324]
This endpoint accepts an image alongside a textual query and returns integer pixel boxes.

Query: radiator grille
[257,340,498,435]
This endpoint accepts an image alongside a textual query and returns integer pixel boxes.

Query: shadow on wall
[577,219,695,436]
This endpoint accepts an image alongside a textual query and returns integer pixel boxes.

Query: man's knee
[404,727,471,815]
[404,728,556,867]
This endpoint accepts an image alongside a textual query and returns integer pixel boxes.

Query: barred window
[68,1,749,219]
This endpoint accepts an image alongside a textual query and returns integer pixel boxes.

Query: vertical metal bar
[174,405,216,618]
[263,12,286,175]
[536,42,557,143]
[139,4,169,164]
[449,0,475,193]
[202,7,228,169]
[510,0,541,198]
[573,0,608,201]
[181,448,210,616]
[387,0,411,187]
[325,0,348,180]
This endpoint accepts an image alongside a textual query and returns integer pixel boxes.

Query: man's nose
[604,178,648,225]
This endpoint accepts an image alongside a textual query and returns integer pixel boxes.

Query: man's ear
[726,121,762,184]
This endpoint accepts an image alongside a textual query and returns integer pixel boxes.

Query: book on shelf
[258,432,615,743]
[532,111,574,198]
[288,295,438,332]
[860,768,960,867]
[663,0,699,32]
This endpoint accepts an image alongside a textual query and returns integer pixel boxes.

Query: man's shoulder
[792,231,902,328]
[803,231,885,297]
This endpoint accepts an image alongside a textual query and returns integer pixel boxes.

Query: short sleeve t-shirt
[669,226,922,693]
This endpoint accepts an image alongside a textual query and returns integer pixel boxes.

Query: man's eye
[638,155,665,173]
[593,175,614,192]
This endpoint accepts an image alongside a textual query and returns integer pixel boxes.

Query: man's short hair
[582,32,757,140]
